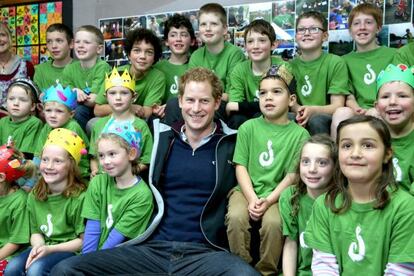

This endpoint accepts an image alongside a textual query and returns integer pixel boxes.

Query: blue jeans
[5,248,75,276]
[74,104,93,131]
[51,240,259,275]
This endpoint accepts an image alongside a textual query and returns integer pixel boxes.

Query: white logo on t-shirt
[170,75,179,94]
[363,64,376,85]
[348,225,366,262]
[106,204,114,228]
[40,214,53,237]
[301,75,312,97]
[299,231,309,248]
[393,157,403,182]
[259,140,274,167]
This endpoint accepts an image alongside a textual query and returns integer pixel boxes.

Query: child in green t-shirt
[305,115,414,275]
[332,3,396,138]
[375,63,414,195]
[62,25,111,130]
[35,83,90,181]
[188,3,245,100]
[34,23,74,93]
[90,67,153,177]
[94,28,166,119]
[290,11,348,136]
[0,78,43,160]
[82,119,154,253]
[279,134,336,276]
[153,13,196,119]
[226,65,309,275]
[5,128,87,275]
[0,142,35,272]
[393,42,414,66]
[226,19,288,128]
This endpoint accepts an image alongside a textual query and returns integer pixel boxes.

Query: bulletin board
[99,0,413,65]
[0,0,72,65]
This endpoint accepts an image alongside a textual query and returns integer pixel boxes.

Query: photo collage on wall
[0,1,64,65]
[99,0,413,66]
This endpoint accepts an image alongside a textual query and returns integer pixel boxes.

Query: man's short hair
[179,68,223,100]
[124,28,162,63]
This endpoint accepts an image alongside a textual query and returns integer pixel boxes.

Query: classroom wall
[72,0,256,30]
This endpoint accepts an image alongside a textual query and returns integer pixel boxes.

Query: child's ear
[69,39,74,49]
[288,94,296,107]
[322,31,329,42]
[97,44,104,55]
[271,40,279,51]
[30,103,36,112]
[70,110,75,118]
[128,147,138,161]
[384,148,393,164]
[0,173,6,183]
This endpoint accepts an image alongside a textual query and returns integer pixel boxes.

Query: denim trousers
[51,240,260,275]
[4,247,75,276]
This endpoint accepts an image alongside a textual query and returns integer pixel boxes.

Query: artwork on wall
[0,0,72,65]
[99,0,414,65]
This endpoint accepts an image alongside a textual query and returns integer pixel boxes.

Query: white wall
[73,0,264,29]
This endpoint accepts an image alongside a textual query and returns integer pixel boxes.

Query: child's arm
[345,94,366,114]
[311,249,340,275]
[282,237,298,276]
[0,243,20,260]
[236,164,259,214]
[296,95,345,126]
[266,172,296,206]
[94,104,112,117]
[101,228,126,249]
[82,219,101,254]
[90,158,99,177]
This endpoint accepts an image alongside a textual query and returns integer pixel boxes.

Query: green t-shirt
[189,41,245,92]
[34,59,74,92]
[304,189,414,276]
[290,52,349,106]
[233,117,309,198]
[62,58,111,95]
[34,119,90,179]
[95,64,166,106]
[0,189,29,259]
[82,174,154,249]
[154,59,188,101]
[279,186,314,276]
[393,42,414,66]
[391,129,414,195]
[342,46,396,108]
[90,115,153,166]
[229,56,289,102]
[28,191,85,246]
[0,116,43,156]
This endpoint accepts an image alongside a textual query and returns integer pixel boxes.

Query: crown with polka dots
[101,117,142,157]
[43,83,78,110]
[44,128,87,164]
[0,138,26,182]
[105,67,135,93]
[377,64,414,92]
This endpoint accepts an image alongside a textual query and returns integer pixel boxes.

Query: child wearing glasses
[290,11,349,135]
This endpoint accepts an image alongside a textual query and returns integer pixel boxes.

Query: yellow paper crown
[44,128,87,164]
[105,67,136,93]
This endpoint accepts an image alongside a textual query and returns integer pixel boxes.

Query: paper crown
[101,118,142,156]
[43,83,78,111]
[377,64,414,92]
[105,67,135,92]
[0,142,26,182]
[262,64,296,93]
[44,128,87,164]
[8,78,40,103]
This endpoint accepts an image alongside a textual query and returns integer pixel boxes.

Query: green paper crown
[377,64,414,92]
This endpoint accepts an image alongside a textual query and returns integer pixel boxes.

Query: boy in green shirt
[62,25,111,130]
[94,28,166,119]
[226,19,289,128]
[154,14,196,119]
[393,42,414,66]
[188,3,245,99]
[375,63,414,195]
[290,11,348,135]
[34,23,73,93]
[226,65,309,275]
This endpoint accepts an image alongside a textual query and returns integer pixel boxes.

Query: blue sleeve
[82,219,101,254]
[101,228,126,249]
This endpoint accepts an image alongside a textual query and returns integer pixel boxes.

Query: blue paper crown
[101,117,142,156]
[43,83,78,110]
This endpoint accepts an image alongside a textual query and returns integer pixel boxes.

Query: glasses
[296,27,325,35]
